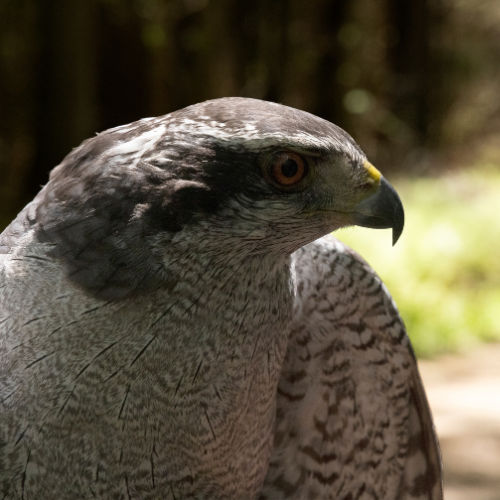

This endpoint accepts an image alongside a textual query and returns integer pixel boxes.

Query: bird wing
[261,235,442,500]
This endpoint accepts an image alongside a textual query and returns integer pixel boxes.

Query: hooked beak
[353,176,405,245]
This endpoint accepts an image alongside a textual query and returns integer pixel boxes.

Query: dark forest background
[1,0,499,227]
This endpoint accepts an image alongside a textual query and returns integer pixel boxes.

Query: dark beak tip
[391,198,405,246]
[392,223,403,246]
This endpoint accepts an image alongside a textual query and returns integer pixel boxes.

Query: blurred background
[1,0,499,498]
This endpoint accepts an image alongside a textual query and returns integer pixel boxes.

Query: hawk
[0,98,442,499]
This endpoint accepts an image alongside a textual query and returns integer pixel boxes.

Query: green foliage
[336,166,500,358]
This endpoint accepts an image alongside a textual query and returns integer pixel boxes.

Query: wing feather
[261,235,442,499]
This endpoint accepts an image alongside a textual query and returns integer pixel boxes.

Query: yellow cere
[363,160,382,184]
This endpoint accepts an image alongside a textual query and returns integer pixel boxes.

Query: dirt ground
[419,343,500,500]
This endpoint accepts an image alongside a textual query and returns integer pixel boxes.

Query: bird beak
[352,164,405,245]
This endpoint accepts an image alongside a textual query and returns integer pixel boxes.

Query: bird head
[36,97,403,298]
[154,97,404,252]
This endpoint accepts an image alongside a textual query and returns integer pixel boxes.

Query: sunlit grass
[336,165,500,358]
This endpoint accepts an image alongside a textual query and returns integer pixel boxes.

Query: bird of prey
[0,97,442,499]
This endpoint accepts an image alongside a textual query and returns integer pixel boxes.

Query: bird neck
[149,238,295,363]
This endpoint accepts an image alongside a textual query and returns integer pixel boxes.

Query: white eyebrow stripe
[164,118,360,157]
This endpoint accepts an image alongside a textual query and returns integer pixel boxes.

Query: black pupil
[281,158,299,177]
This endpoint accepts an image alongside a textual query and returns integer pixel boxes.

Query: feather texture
[261,236,442,499]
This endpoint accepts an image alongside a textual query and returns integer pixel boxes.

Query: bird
[0,97,442,499]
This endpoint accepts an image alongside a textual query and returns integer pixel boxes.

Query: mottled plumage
[0,97,441,499]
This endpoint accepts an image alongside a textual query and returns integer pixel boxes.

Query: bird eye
[271,152,307,187]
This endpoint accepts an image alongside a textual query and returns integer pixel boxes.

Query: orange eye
[271,152,307,187]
